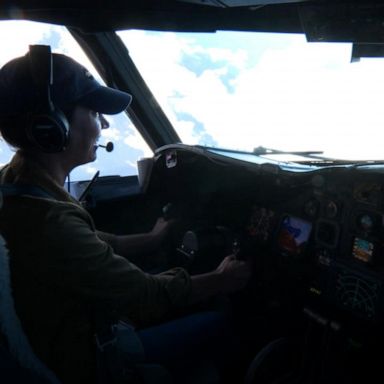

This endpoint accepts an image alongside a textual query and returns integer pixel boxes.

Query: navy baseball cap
[0,51,132,117]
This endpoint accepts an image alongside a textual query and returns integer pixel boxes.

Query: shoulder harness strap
[0,184,54,200]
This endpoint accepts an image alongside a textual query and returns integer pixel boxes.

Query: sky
[119,29,384,161]
[1,20,384,182]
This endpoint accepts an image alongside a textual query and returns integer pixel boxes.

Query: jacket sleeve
[96,230,118,250]
[36,203,191,326]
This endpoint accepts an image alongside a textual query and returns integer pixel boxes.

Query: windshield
[118,30,384,162]
[0,21,152,181]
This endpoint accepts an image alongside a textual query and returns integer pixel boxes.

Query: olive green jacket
[0,152,191,384]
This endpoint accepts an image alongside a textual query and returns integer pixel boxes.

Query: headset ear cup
[27,107,69,153]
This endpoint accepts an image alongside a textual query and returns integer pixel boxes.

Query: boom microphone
[98,141,114,152]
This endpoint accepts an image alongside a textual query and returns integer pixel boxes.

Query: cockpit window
[118,30,384,162]
[0,21,151,181]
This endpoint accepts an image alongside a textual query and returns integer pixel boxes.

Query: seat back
[0,233,60,384]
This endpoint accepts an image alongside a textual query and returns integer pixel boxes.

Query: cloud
[204,47,248,69]
[123,132,152,157]
[0,21,51,65]
[125,159,138,170]
[84,165,98,175]
[101,127,121,141]
[120,30,384,160]
[171,120,194,143]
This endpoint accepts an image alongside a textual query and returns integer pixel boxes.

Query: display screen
[352,237,374,263]
[277,216,312,256]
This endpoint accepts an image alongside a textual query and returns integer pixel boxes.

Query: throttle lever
[232,235,256,261]
[232,237,249,260]
[162,202,177,221]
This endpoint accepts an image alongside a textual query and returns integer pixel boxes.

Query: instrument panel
[151,147,384,327]
[242,172,384,323]
[145,147,384,382]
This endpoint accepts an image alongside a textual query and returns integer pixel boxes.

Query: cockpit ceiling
[1,1,384,44]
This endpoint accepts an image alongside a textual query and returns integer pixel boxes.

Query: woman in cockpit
[0,46,252,384]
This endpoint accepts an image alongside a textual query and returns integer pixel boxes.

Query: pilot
[0,47,252,383]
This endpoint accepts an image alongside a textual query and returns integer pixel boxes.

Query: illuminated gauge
[358,214,374,232]
[304,199,319,217]
[325,201,338,219]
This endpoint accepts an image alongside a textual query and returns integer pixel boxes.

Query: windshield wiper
[253,146,366,167]
[253,146,360,166]
[196,144,325,159]
[294,157,384,166]
[253,146,324,159]
[196,144,329,162]
[197,145,384,167]
[196,145,359,166]
[350,160,384,167]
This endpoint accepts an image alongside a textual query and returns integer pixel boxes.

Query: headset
[26,45,69,153]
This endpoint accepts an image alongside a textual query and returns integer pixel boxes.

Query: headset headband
[26,45,69,153]
[28,45,54,112]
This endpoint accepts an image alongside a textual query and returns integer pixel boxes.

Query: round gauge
[336,272,378,319]
[304,199,319,217]
[325,201,338,219]
[358,214,374,232]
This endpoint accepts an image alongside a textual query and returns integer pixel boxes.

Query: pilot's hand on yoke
[149,217,175,248]
[215,254,253,293]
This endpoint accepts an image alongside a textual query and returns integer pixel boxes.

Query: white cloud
[84,165,98,175]
[206,47,248,69]
[172,120,196,144]
[125,160,138,170]
[0,21,51,65]
[121,30,384,160]
[101,127,121,141]
[0,20,105,81]
[123,132,153,157]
